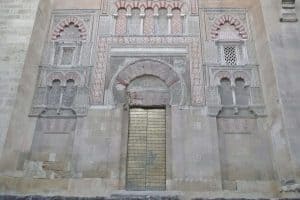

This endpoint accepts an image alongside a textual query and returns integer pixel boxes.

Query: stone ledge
[1,196,300,200]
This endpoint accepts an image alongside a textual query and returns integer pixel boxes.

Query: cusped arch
[215,71,232,86]
[46,72,65,86]
[110,59,186,105]
[115,0,184,11]
[51,16,88,41]
[233,71,251,86]
[211,15,248,40]
[116,60,180,87]
[65,71,83,86]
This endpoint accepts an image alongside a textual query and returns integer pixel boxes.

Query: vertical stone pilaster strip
[90,37,109,104]
[191,0,199,15]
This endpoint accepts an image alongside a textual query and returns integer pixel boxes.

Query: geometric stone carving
[32,10,96,117]
[203,9,249,41]
[115,9,127,35]
[171,8,183,35]
[206,65,265,117]
[114,0,185,35]
[30,66,92,117]
[211,14,248,40]
[216,41,248,66]
[51,16,88,41]
[224,46,238,65]
[144,8,155,35]
[110,59,185,106]
[92,36,204,105]
[114,0,184,12]
[280,0,298,22]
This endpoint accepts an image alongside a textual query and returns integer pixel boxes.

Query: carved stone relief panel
[42,10,97,66]
[113,0,186,36]
[91,36,203,106]
[106,58,187,106]
[201,9,255,67]
[30,66,92,117]
[49,10,97,42]
[203,8,250,41]
[205,65,265,117]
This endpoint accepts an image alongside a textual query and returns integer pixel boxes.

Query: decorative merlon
[280,0,298,22]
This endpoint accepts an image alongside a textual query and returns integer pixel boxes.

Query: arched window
[219,78,233,106]
[128,8,141,35]
[235,78,250,106]
[48,79,62,106]
[62,79,77,107]
[115,8,127,35]
[156,8,168,34]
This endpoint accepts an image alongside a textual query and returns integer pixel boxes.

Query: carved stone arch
[152,2,161,9]
[115,0,184,11]
[64,72,83,86]
[211,15,248,40]
[109,59,186,105]
[233,71,251,86]
[171,1,184,10]
[51,16,88,41]
[115,0,126,9]
[215,71,232,86]
[46,72,65,86]
[131,1,141,9]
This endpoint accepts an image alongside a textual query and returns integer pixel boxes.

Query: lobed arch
[51,16,88,41]
[211,15,248,40]
[115,0,184,11]
[46,71,82,86]
[215,71,251,86]
[215,71,231,85]
[233,71,251,86]
[109,59,187,105]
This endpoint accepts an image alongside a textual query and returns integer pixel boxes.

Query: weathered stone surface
[0,0,299,199]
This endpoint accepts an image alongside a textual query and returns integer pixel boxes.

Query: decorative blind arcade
[116,7,183,35]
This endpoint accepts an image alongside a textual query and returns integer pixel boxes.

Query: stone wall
[260,0,300,182]
[0,0,41,155]
[0,0,299,199]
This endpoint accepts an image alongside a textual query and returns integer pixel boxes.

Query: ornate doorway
[126,107,166,191]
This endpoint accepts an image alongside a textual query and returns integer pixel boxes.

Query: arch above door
[107,59,187,106]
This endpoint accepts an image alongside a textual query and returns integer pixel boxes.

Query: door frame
[119,105,172,191]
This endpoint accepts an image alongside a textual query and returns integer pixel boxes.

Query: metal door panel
[126,108,166,191]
